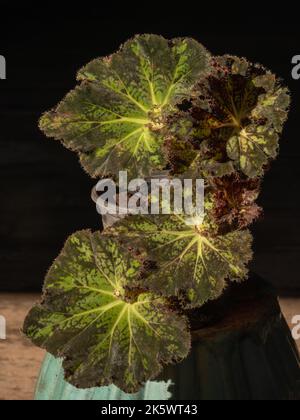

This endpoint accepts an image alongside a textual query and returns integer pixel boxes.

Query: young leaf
[23,231,191,393]
[209,174,262,231]
[39,34,211,179]
[105,215,253,308]
[165,55,290,178]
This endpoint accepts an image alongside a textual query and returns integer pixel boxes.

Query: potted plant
[23,34,300,400]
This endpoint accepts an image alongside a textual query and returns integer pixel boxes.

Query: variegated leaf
[23,231,190,393]
[40,34,211,179]
[165,55,290,178]
[105,215,253,308]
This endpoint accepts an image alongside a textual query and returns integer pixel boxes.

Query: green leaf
[105,215,253,308]
[165,55,290,178]
[39,34,211,179]
[23,231,190,393]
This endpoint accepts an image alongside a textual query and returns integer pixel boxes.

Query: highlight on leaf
[23,231,191,393]
[165,55,290,178]
[39,34,211,179]
[105,214,253,308]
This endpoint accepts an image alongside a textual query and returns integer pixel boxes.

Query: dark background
[0,2,299,293]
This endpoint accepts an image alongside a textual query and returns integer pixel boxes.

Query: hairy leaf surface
[39,34,210,179]
[106,216,253,308]
[23,231,190,393]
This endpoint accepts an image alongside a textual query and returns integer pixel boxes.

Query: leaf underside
[105,215,253,308]
[39,34,211,179]
[23,231,190,393]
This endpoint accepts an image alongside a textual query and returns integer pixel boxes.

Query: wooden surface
[0,294,45,400]
[0,293,299,400]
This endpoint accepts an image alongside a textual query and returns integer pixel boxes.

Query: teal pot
[34,354,172,401]
[34,275,300,401]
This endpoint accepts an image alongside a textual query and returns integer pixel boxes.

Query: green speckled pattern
[24,231,190,393]
[35,303,300,400]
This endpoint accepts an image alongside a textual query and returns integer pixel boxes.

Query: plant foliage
[165,55,290,178]
[209,174,262,232]
[23,231,190,392]
[39,34,210,179]
[105,214,253,308]
[24,35,290,393]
